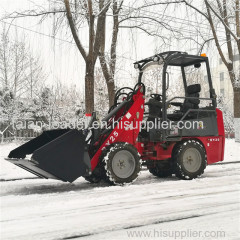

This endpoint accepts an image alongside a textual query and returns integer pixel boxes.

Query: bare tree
[0,87,24,142]
[3,0,205,111]
[176,0,240,141]
[218,95,235,137]
[98,0,192,107]
[94,67,109,117]
[0,24,45,98]
[98,0,123,107]
[64,0,110,114]
[4,0,238,123]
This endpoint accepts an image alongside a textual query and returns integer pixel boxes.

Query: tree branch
[204,0,228,66]
[119,25,167,40]
[109,0,120,77]
[205,0,239,41]
[119,16,179,34]
[222,0,234,63]
[1,10,67,20]
[198,37,214,54]
[93,0,110,62]
[64,0,87,61]
[88,0,94,58]
[182,0,209,19]
[235,0,240,53]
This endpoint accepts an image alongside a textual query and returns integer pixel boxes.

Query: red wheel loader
[5,51,225,185]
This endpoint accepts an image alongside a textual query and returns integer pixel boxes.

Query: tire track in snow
[1,172,239,240]
[0,161,239,182]
[2,180,239,222]
[0,177,38,182]
[1,169,239,197]
[211,160,240,165]
[61,207,239,239]
[61,215,204,239]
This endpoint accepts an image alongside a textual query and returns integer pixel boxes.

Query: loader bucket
[5,129,91,183]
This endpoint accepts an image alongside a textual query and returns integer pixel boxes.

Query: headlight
[134,63,139,69]
[153,56,159,62]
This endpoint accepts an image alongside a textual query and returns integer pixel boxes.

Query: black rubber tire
[149,167,173,178]
[103,143,141,185]
[172,140,207,180]
[84,162,107,184]
[84,174,101,183]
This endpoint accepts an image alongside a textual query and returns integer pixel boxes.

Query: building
[211,54,240,111]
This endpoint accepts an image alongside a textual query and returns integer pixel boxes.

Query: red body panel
[91,89,225,170]
[141,142,175,161]
[90,90,144,171]
[194,108,225,164]
[139,108,225,165]
[193,136,224,164]
[140,137,224,164]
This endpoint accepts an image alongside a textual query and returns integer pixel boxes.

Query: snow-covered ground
[0,139,240,240]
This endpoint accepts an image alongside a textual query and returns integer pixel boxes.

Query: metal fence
[0,122,40,142]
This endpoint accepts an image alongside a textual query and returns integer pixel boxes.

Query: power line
[0,19,87,47]
[0,18,224,66]
[0,16,227,64]
[122,18,227,42]
[120,3,227,33]
[61,0,213,29]
[118,4,227,38]
[1,5,228,47]
[23,0,227,35]
[0,19,137,62]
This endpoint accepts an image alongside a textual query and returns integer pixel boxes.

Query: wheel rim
[182,147,202,173]
[112,150,136,178]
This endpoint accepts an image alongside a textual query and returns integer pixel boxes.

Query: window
[220,88,224,96]
[219,58,222,64]
[220,72,224,81]
[233,54,240,62]
[204,75,208,82]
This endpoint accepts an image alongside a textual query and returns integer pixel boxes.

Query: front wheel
[103,143,141,185]
[173,140,207,180]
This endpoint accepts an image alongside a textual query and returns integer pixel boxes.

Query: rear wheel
[173,140,206,180]
[103,143,141,185]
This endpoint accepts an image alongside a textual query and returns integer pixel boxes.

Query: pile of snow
[0,142,33,180]
[223,138,240,162]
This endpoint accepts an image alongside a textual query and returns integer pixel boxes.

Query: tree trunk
[234,87,240,118]
[227,65,240,141]
[234,87,240,142]
[106,79,115,108]
[85,62,94,114]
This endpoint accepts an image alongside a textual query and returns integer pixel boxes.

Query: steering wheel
[150,94,162,101]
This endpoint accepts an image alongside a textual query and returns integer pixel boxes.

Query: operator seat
[145,96,162,121]
[168,84,201,120]
[139,95,162,140]
[181,84,201,112]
